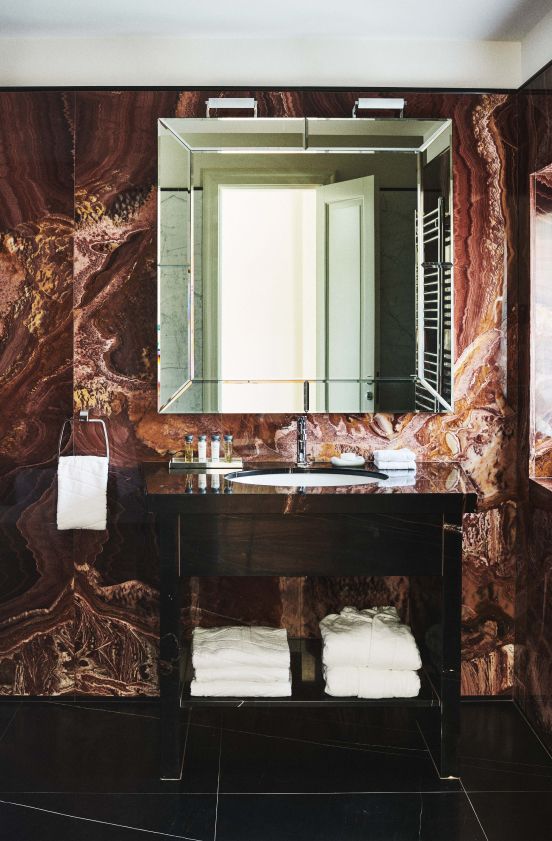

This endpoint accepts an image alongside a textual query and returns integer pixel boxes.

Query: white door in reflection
[219,186,317,413]
[317,176,376,413]
[217,179,375,413]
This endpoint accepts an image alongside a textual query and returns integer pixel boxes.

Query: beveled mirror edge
[157,116,454,415]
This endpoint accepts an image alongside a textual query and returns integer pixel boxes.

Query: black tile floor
[0,700,550,840]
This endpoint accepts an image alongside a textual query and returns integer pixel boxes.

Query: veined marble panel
[0,89,519,697]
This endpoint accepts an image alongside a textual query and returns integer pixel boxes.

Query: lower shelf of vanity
[179,638,439,708]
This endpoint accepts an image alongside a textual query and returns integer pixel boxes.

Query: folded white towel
[193,665,291,683]
[320,606,421,671]
[192,626,290,670]
[190,677,292,697]
[324,666,420,698]
[57,455,108,530]
[374,460,416,471]
[373,448,416,462]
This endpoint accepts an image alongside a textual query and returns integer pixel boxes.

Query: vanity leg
[157,512,183,780]
[437,514,463,778]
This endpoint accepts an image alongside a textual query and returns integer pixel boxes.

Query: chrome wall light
[205,97,258,117]
[352,97,406,118]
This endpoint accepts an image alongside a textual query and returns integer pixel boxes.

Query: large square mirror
[158,115,453,413]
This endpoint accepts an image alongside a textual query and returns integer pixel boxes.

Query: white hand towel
[324,666,420,698]
[190,677,292,697]
[192,626,290,670]
[193,665,291,683]
[374,460,416,471]
[373,449,416,462]
[57,455,108,530]
[320,606,421,671]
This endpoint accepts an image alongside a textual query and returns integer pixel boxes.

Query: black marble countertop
[142,461,478,516]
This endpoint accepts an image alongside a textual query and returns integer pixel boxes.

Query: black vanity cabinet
[143,462,477,781]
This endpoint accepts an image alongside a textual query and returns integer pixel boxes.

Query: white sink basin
[228,469,386,487]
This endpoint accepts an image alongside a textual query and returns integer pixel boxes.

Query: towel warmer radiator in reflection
[415,197,452,412]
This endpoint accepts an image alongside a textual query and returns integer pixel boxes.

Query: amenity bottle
[224,434,233,463]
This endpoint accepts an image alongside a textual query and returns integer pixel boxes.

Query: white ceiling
[0,0,550,41]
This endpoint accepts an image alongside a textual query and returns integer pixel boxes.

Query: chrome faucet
[296,415,308,468]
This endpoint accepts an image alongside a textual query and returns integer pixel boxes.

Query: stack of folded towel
[190,625,292,697]
[373,448,416,472]
[319,606,421,699]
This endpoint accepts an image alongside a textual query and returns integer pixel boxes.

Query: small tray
[169,457,243,471]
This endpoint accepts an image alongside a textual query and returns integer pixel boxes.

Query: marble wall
[530,165,552,477]
[514,73,552,748]
[0,89,517,696]
[515,480,552,750]
[0,93,75,696]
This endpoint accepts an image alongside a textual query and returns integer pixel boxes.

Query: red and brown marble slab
[0,92,74,471]
[515,78,552,747]
[0,93,75,694]
[0,468,74,695]
[71,469,159,696]
[72,90,517,696]
[0,88,519,697]
[515,479,552,750]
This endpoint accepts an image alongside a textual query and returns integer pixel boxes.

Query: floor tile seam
[48,701,158,721]
[215,790,468,795]
[180,709,192,782]
[225,733,426,756]
[220,725,430,759]
[455,788,552,794]
[223,720,424,736]
[208,714,422,738]
[7,703,425,751]
[0,705,19,743]
[1,710,426,760]
[513,701,552,763]
[0,798,205,840]
[459,780,490,841]
[460,755,552,772]
[417,790,423,838]
[218,725,427,755]
[0,790,218,796]
[189,718,423,746]
[213,727,223,841]
[460,761,552,779]
[414,718,443,780]
[318,739,427,755]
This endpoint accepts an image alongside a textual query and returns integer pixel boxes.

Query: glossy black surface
[176,511,445,576]
[150,468,470,781]
[0,699,549,840]
[215,793,485,841]
[0,701,220,794]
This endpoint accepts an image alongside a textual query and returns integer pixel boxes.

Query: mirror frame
[157,116,453,414]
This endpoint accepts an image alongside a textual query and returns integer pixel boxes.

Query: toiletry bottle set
[181,434,233,464]
[169,432,242,472]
